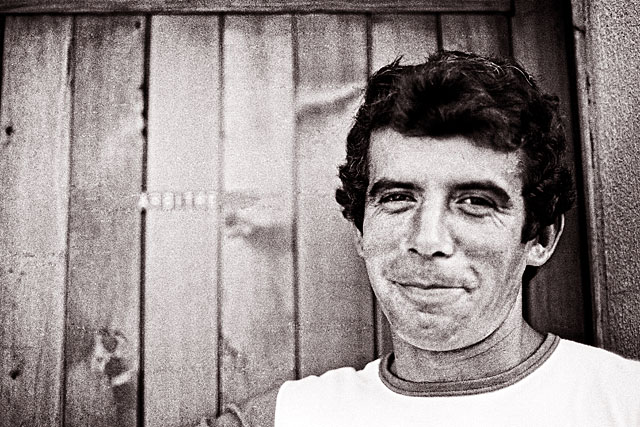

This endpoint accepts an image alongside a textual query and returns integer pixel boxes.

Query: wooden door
[0,1,589,425]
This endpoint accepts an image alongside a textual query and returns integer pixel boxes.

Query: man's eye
[461,196,493,206]
[379,193,415,204]
[457,196,496,215]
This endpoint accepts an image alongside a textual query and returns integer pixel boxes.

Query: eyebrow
[367,179,513,205]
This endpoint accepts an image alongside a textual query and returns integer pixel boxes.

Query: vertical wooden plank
[145,16,220,426]
[0,16,71,427]
[64,16,145,427]
[371,14,438,70]
[512,0,589,343]
[441,13,510,56]
[588,0,640,358]
[296,14,374,377]
[572,0,603,347]
[570,0,640,357]
[370,13,440,357]
[221,14,295,406]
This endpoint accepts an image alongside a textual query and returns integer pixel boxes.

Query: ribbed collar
[378,333,560,397]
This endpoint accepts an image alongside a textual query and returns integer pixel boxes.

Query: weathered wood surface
[512,0,589,343]
[0,5,602,422]
[441,13,509,56]
[0,16,71,427]
[296,14,375,377]
[371,14,438,70]
[0,0,511,13]
[145,15,220,426]
[571,0,640,358]
[571,0,601,347]
[369,14,440,356]
[64,16,145,427]
[221,14,296,406]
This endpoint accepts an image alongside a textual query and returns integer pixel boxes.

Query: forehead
[368,129,524,192]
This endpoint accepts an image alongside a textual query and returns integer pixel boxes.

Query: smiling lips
[387,266,472,290]
[383,257,476,292]
[396,280,466,290]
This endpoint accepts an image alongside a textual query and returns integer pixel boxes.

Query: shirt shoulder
[274,359,383,426]
[540,338,640,423]
[553,338,640,374]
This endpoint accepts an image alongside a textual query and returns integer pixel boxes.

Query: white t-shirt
[275,335,640,426]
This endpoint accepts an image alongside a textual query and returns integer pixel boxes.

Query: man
[216,51,640,426]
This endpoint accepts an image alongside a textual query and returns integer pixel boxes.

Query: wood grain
[370,14,440,356]
[0,0,511,13]
[145,15,220,426]
[512,0,589,343]
[371,14,438,71]
[64,16,145,427]
[571,0,601,346]
[296,14,375,377]
[567,0,640,356]
[441,13,510,57]
[0,16,71,427]
[220,14,296,406]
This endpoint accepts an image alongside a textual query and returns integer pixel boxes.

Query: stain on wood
[64,16,145,427]
[0,15,72,427]
[145,15,221,426]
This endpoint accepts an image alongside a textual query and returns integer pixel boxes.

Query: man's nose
[403,202,454,258]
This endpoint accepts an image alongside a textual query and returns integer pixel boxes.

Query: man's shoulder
[556,338,640,367]
[550,337,640,383]
[273,359,387,426]
[279,358,382,397]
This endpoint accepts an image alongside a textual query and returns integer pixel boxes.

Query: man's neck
[390,300,544,383]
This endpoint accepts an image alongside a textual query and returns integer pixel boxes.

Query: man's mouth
[394,280,459,289]
[389,280,468,309]
[383,258,473,290]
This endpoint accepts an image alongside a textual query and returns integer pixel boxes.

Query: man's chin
[395,325,490,353]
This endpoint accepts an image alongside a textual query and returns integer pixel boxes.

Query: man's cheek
[455,221,515,253]
[361,225,402,258]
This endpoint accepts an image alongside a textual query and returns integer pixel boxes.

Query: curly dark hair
[336,50,574,242]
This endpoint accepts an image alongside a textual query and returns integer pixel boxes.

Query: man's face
[358,129,539,351]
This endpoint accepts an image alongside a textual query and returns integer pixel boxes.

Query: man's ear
[353,226,365,258]
[526,214,565,267]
